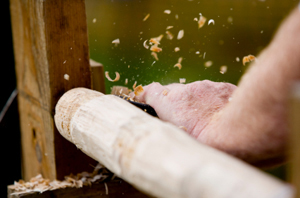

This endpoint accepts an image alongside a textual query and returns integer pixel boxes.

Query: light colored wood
[10,0,96,180]
[55,88,294,198]
[289,82,300,198]
[90,59,106,94]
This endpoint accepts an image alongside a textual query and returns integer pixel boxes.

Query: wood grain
[10,0,96,181]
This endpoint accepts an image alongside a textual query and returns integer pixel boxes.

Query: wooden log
[10,0,96,180]
[289,82,300,198]
[54,88,294,198]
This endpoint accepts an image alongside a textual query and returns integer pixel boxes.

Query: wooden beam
[54,88,294,198]
[10,0,96,181]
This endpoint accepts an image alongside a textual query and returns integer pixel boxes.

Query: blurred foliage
[86,0,297,180]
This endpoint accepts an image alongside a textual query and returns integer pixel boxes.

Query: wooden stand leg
[10,0,97,181]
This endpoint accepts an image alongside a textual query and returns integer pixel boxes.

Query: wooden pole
[55,88,294,198]
[10,0,96,180]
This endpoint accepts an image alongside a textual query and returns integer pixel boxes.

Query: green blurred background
[85,0,298,179]
[86,0,298,92]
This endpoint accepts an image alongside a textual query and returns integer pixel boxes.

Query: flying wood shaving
[143,13,150,21]
[143,40,149,49]
[150,44,162,52]
[151,52,159,60]
[179,78,186,84]
[220,65,227,74]
[132,81,137,89]
[166,26,174,30]
[198,15,207,28]
[178,57,183,64]
[105,71,120,82]
[204,61,213,67]
[242,54,256,66]
[164,10,171,14]
[150,34,164,45]
[177,30,184,40]
[134,85,144,96]
[208,19,215,25]
[166,31,174,40]
[125,78,128,85]
[174,57,183,70]
[112,38,120,46]
[174,47,180,52]
[174,63,182,70]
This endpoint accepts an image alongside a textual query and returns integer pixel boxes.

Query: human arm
[133,7,300,167]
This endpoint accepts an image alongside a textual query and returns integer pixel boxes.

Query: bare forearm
[199,7,300,166]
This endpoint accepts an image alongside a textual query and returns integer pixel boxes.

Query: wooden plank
[10,0,96,181]
[289,82,300,198]
[54,88,294,198]
[7,179,150,198]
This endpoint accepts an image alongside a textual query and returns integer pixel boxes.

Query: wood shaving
[174,57,183,70]
[164,10,171,14]
[174,63,182,70]
[134,85,144,96]
[179,126,187,131]
[177,30,184,40]
[150,44,162,52]
[112,38,120,46]
[151,52,159,60]
[162,90,168,96]
[9,164,112,196]
[143,40,149,49]
[178,57,183,64]
[150,34,164,45]
[198,15,207,28]
[64,74,69,81]
[174,47,180,52]
[143,13,150,21]
[204,60,213,67]
[179,78,186,84]
[166,31,174,40]
[220,65,227,74]
[105,71,120,82]
[208,19,215,25]
[242,55,256,66]
[166,26,174,30]
[132,81,137,89]
[125,78,128,85]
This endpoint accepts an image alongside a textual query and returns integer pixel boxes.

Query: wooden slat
[10,0,96,181]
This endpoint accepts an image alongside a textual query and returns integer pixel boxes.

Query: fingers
[134,82,167,105]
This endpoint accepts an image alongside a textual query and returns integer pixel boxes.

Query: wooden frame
[10,0,97,181]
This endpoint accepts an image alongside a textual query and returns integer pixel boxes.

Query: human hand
[132,80,237,139]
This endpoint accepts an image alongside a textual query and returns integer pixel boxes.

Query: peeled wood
[55,88,294,198]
